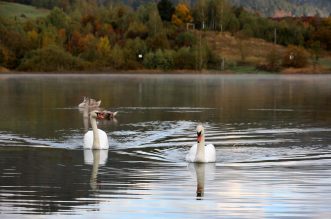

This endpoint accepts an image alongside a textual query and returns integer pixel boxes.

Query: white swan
[83,110,109,149]
[186,124,216,163]
[78,96,101,108]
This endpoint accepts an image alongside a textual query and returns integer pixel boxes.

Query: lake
[0,73,331,218]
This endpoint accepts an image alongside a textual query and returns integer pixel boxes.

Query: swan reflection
[188,163,216,200]
[84,149,108,191]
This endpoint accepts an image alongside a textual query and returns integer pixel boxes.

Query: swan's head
[90,110,106,120]
[90,110,115,120]
[196,124,204,143]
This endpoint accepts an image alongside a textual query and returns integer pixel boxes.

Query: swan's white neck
[195,136,205,162]
[90,115,100,149]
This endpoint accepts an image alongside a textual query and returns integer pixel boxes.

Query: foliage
[171,3,193,27]
[109,44,125,69]
[282,45,309,68]
[143,49,175,70]
[125,21,148,39]
[175,31,197,48]
[174,47,195,69]
[1,0,331,72]
[146,32,170,51]
[18,44,88,71]
[257,48,282,72]
[47,7,69,29]
[157,0,175,22]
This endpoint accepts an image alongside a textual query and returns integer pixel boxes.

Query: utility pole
[274,28,277,45]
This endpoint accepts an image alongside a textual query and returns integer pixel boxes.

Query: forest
[0,0,331,72]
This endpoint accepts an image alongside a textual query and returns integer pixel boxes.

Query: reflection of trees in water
[0,148,95,213]
[0,147,156,214]
[1,76,331,137]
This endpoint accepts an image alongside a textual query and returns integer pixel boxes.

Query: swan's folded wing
[186,143,197,162]
[205,144,216,162]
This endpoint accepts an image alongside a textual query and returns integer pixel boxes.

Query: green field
[0,1,49,21]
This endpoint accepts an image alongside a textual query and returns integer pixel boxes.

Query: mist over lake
[0,73,331,218]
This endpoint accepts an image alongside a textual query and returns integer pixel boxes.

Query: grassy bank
[0,1,49,21]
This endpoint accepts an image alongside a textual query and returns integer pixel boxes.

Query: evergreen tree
[157,0,175,22]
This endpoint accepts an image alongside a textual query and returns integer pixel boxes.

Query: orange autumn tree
[171,3,193,27]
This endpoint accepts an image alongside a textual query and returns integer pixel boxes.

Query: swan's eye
[197,131,202,136]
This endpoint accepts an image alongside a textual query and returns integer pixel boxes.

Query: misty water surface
[0,74,331,218]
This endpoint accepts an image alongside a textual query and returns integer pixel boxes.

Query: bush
[123,38,147,69]
[282,45,309,68]
[174,47,195,69]
[257,48,282,72]
[125,21,149,39]
[18,45,88,71]
[206,46,222,70]
[143,49,175,70]
[175,31,197,48]
[143,52,156,69]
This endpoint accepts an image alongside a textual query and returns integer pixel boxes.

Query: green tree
[47,7,69,29]
[143,49,175,70]
[97,36,111,57]
[174,47,195,69]
[18,45,87,71]
[157,0,175,22]
[308,41,321,70]
[122,38,147,69]
[175,31,197,48]
[146,3,164,36]
[192,0,208,29]
[125,21,148,39]
[109,44,125,69]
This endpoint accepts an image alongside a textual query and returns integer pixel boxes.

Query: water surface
[0,74,331,218]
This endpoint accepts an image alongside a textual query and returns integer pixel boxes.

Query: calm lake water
[0,74,331,218]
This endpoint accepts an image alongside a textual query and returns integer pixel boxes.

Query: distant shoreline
[1,67,330,75]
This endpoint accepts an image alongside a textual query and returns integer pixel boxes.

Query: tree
[171,3,193,27]
[47,7,69,29]
[146,3,164,36]
[157,0,175,22]
[308,40,321,70]
[122,38,147,69]
[109,44,125,69]
[146,32,169,51]
[174,47,195,69]
[192,0,208,29]
[175,31,196,47]
[143,49,175,70]
[96,36,111,61]
[282,45,309,68]
[27,30,39,49]
[125,21,148,39]
[18,45,87,71]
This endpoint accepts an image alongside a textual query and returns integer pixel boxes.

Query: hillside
[231,0,331,17]
[0,1,49,21]
[1,0,331,18]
